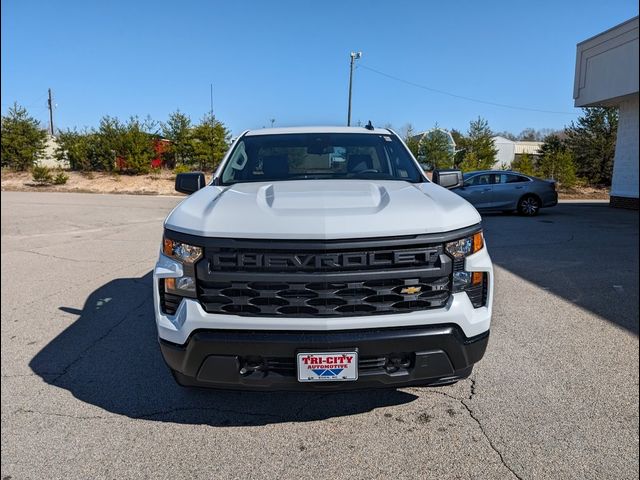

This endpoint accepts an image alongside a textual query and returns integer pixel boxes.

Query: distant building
[574,16,639,209]
[38,134,67,169]
[491,136,544,169]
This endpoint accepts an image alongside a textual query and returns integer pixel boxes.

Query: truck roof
[244,126,392,136]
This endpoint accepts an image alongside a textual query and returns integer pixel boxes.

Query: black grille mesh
[195,239,453,318]
[198,276,450,317]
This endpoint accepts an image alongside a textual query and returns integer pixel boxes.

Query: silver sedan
[451,170,558,216]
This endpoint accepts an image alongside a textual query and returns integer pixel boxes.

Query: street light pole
[347,51,362,126]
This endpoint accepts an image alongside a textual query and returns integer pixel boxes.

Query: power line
[26,93,48,109]
[1,93,49,110]
[358,64,577,115]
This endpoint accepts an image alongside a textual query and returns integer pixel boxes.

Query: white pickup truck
[154,126,492,390]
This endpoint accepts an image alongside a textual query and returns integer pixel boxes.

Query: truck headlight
[163,238,203,264]
[445,231,487,307]
[445,231,483,258]
[161,237,202,300]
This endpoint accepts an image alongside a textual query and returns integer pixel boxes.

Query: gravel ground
[1,192,637,480]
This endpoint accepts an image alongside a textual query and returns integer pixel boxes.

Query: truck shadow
[29,272,417,426]
[481,203,639,335]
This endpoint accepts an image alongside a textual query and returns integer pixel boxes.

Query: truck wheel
[518,195,540,216]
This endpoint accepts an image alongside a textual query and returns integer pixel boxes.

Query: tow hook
[385,355,411,373]
[239,358,267,376]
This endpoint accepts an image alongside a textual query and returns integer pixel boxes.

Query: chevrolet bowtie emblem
[401,286,422,295]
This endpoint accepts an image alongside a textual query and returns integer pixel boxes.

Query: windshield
[220,133,424,185]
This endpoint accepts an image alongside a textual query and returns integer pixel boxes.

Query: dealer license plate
[297,351,358,382]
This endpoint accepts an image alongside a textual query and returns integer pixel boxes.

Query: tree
[56,129,94,171]
[1,103,47,171]
[552,151,577,187]
[511,153,536,176]
[162,110,194,168]
[420,127,453,169]
[536,134,577,186]
[119,116,158,174]
[96,116,126,168]
[191,114,231,171]
[563,107,618,185]
[517,128,537,141]
[400,123,420,158]
[537,134,564,180]
[458,117,498,171]
[494,130,517,141]
[449,128,466,167]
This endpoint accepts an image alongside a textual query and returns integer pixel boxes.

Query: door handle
[482,188,491,192]
[515,186,524,189]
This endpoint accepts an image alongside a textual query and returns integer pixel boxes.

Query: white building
[38,134,68,169]
[491,136,544,169]
[574,16,639,209]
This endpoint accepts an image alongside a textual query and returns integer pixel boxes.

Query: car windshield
[220,133,424,185]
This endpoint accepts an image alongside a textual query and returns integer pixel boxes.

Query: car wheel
[518,195,540,216]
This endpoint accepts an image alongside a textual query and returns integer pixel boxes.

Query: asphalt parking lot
[1,191,638,480]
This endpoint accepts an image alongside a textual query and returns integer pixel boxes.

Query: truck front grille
[194,237,454,318]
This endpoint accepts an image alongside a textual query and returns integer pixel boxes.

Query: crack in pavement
[21,249,140,264]
[135,406,285,422]
[459,397,524,480]
[15,405,290,423]
[411,379,524,480]
[14,408,105,421]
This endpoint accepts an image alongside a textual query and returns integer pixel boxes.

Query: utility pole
[210,83,214,118]
[347,51,362,126]
[47,88,54,136]
[208,83,215,171]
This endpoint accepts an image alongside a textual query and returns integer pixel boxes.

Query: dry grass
[1,170,194,196]
[556,185,609,200]
[1,169,609,200]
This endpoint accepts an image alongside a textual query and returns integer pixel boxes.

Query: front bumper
[153,246,493,345]
[160,325,489,390]
[153,236,493,390]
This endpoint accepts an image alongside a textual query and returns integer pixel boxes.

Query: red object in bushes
[152,139,170,168]
[116,137,171,170]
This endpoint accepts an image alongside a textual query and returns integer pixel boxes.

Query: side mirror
[175,172,206,194]
[432,169,463,189]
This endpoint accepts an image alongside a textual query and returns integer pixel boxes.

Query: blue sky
[1,1,637,136]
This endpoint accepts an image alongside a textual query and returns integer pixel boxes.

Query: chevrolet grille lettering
[208,249,437,270]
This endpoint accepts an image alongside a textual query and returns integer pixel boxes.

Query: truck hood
[164,180,481,240]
